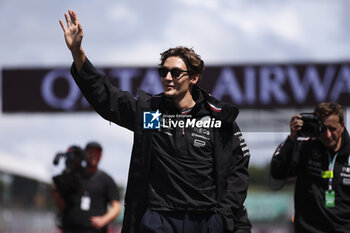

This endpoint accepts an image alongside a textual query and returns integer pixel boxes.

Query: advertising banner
[2,62,350,112]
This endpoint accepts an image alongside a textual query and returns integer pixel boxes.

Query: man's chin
[323,142,336,150]
[164,91,174,97]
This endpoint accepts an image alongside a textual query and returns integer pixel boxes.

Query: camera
[52,145,85,198]
[298,113,325,138]
[53,145,84,173]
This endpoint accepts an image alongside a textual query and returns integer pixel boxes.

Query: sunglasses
[158,67,190,79]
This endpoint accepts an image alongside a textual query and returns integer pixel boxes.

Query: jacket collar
[339,128,350,157]
[194,86,239,124]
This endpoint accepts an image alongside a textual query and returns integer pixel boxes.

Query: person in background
[52,142,121,233]
[271,102,350,233]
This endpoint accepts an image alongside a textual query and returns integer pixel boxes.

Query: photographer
[52,142,121,233]
[52,145,85,205]
[270,102,350,233]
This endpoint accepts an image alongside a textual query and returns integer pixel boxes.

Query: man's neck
[334,137,343,152]
[176,98,196,111]
[173,89,196,111]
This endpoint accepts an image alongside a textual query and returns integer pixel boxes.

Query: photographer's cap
[85,141,102,151]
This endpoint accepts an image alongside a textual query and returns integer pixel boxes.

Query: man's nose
[164,71,173,80]
[325,128,332,138]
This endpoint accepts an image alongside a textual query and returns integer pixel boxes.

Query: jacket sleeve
[232,205,252,233]
[70,58,137,131]
[270,136,297,180]
[218,122,251,232]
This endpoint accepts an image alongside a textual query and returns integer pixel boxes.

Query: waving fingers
[59,19,66,32]
[69,10,79,25]
[64,12,72,28]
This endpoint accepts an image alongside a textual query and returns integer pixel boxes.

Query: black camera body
[52,145,85,198]
[53,145,85,173]
[298,113,324,138]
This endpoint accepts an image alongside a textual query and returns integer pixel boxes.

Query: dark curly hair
[159,46,204,82]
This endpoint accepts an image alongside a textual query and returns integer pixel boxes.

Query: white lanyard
[327,152,338,191]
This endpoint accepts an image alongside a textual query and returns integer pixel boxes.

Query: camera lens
[299,113,322,138]
[301,123,318,137]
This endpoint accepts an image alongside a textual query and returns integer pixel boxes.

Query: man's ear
[190,74,199,86]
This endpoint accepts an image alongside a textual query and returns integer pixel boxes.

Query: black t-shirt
[147,96,217,211]
[62,170,120,233]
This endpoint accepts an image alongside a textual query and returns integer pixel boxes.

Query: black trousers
[140,209,224,233]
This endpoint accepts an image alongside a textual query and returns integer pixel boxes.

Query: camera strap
[322,151,338,208]
[323,152,338,189]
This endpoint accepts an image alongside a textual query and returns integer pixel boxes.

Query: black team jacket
[71,58,251,233]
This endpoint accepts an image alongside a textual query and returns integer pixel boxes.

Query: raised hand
[59,10,85,71]
[59,10,83,51]
[290,114,303,141]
